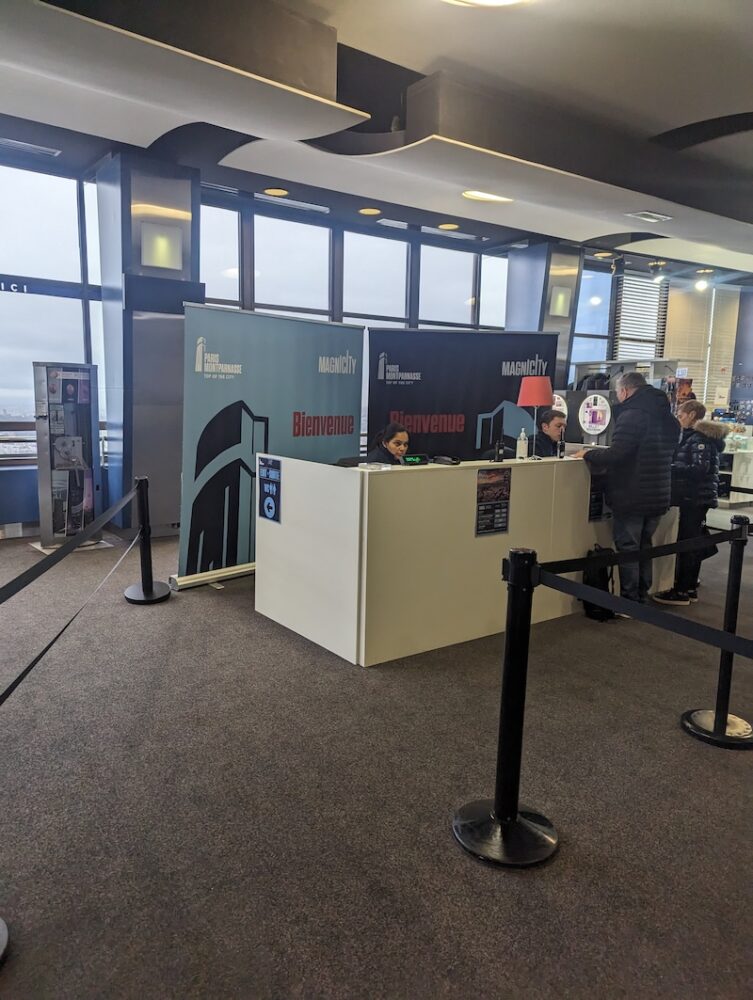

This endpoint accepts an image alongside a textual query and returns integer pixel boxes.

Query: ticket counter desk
[255,456,677,667]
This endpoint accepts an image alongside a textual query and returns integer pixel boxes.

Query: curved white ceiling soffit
[221,135,753,258]
[0,0,369,142]
[0,63,195,148]
[616,239,753,275]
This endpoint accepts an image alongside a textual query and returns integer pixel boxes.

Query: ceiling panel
[285,0,753,145]
[223,135,753,255]
[0,0,369,142]
[616,238,753,274]
[0,63,194,147]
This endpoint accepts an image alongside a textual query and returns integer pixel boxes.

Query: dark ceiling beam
[652,112,753,151]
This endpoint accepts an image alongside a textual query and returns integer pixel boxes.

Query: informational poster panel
[33,362,102,547]
[179,306,363,579]
[258,457,281,524]
[367,330,558,460]
[475,467,511,535]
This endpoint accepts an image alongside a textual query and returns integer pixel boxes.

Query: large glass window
[568,335,609,386]
[479,255,508,328]
[343,232,408,318]
[83,181,101,286]
[254,215,329,311]
[575,269,611,335]
[0,294,85,420]
[0,165,81,281]
[89,300,107,420]
[419,245,475,325]
[200,206,240,301]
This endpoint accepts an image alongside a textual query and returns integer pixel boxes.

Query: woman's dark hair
[372,421,408,449]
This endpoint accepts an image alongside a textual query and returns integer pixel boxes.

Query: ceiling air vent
[0,136,61,158]
[625,210,673,224]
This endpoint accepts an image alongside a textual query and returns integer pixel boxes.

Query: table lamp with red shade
[517,376,554,458]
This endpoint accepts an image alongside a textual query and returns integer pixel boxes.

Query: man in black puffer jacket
[653,400,729,606]
[575,372,680,603]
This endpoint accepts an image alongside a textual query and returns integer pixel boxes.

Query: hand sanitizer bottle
[516,428,528,460]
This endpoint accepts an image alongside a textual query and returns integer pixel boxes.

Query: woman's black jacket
[365,444,401,465]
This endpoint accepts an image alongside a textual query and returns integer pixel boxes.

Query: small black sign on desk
[588,478,608,521]
[475,467,511,536]
[258,457,281,523]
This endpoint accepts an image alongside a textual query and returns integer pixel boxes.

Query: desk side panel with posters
[254,457,364,663]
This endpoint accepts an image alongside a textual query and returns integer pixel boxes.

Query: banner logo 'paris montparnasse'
[195,337,243,379]
[376,352,422,386]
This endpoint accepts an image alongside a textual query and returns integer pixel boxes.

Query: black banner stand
[453,549,559,867]
[124,478,171,605]
[681,514,753,749]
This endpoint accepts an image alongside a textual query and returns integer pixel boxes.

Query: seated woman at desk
[366,422,409,465]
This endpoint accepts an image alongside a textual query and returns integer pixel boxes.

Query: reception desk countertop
[255,457,676,666]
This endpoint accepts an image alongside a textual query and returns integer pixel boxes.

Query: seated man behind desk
[574,371,680,604]
[534,409,567,457]
[366,422,409,465]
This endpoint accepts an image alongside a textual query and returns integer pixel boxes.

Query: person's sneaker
[652,589,691,606]
[687,588,699,603]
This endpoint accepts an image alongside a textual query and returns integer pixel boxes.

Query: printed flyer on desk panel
[367,330,559,459]
[179,305,363,577]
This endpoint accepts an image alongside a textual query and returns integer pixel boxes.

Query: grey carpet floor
[0,526,751,999]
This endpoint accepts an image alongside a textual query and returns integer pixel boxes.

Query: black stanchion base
[681,709,753,750]
[0,917,8,964]
[452,799,558,868]
[124,580,171,605]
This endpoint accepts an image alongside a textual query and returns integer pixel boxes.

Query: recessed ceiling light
[593,251,613,259]
[263,187,289,197]
[438,222,460,230]
[359,207,382,216]
[695,279,709,291]
[696,268,714,274]
[462,189,514,203]
[589,296,603,307]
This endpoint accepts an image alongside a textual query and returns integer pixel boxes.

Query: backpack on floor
[582,545,615,622]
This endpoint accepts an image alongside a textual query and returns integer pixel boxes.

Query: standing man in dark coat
[574,372,680,603]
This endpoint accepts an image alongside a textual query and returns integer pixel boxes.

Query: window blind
[613,274,667,360]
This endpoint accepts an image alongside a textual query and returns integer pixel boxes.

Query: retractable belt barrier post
[453,548,558,867]
[124,478,171,606]
[682,515,753,749]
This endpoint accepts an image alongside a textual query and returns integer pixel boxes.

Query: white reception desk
[255,456,677,667]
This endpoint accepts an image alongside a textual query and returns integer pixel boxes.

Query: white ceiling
[0,0,368,141]
[287,0,753,160]
[0,0,750,271]
[223,136,753,268]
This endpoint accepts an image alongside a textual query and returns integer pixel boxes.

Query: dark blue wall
[0,468,39,523]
